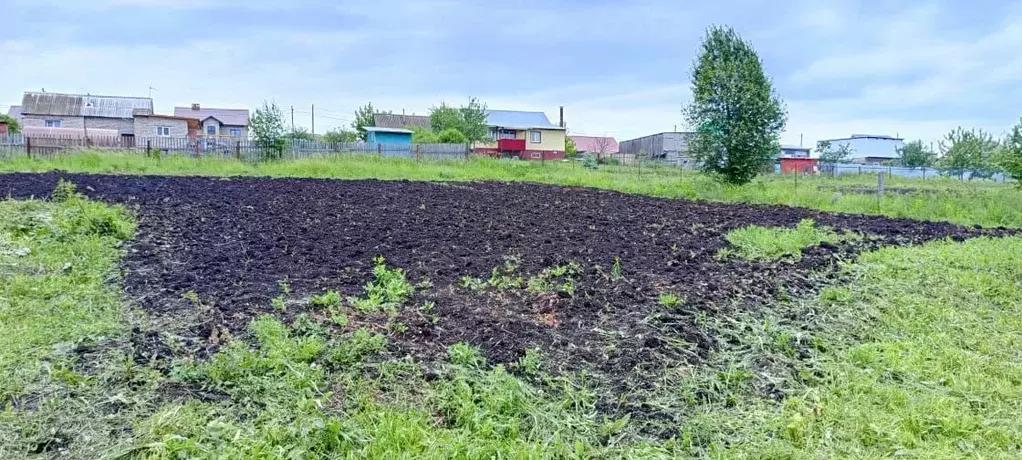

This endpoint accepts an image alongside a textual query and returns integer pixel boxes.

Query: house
[618,132,695,166]
[474,110,566,160]
[373,113,431,131]
[18,91,153,143]
[173,104,249,138]
[7,105,22,121]
[364,126,412,144]
[817,134,904,165]
[570,135,619,157]
[132,108,200,140]
[780,145,811,158]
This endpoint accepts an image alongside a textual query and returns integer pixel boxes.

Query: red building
[780,158,817,174]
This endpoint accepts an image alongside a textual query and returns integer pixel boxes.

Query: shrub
[722,219,845,260]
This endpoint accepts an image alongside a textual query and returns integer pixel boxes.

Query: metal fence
[0,135,470,161]
[816,162,1010,182]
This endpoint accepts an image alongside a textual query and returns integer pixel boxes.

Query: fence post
[415,144,421,161]
[465,143,470,160]
[26,137,31,158]
[146,139,151,157]
[195,139,200,158]
[235,141,241,160]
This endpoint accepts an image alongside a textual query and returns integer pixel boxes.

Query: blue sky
[2,0,1021,146]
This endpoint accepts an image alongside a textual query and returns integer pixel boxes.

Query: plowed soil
[0,172,1006,402]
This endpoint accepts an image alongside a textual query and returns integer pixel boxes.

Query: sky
[2,0,1021,147]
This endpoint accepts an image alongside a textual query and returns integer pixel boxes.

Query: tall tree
[684,25,786,185]
[429,103,462,133]
[429,98,490,144]
[0,114,20,134]
[897,140,935,168]
[565,136,578,157]
[939,127,999,179]
[250,100,287,158]
[352,103,375,141]
[817,140,854,163]
[321,127,358,143]
[996,118,1022,184]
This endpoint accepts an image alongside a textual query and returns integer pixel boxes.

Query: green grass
[3,151,1022,227]
[722,218,846,260]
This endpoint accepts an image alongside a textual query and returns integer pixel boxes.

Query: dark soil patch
[0,172,1009,429]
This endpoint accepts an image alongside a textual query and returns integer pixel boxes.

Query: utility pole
[290,105,295,137]
[311,104,315,136]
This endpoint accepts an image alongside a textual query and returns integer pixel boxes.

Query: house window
[229,128,241,137]
[45,119,61,127]
[530,131,541,143]
[499,129,517,140]
[206,125,217,135]
[156,126,170,136]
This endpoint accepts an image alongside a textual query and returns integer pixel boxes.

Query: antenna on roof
[149,86,158,98]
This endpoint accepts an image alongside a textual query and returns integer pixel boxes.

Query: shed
[364,126,413,144]
[780,158,817,174]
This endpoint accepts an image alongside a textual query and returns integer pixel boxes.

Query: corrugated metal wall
[618,132,691,159]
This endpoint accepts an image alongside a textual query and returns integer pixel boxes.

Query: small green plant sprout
[448,342,485,368]
[271,294,287,312]
[277,277,292,296]
[349,256,414,313]
[527,261,581,296]
[659,292,683,309]
[51,179,79,202]
[460,275,485,291]
[182,290,201,307]
[517,348,542,375]
[611,257,624,281]
[309,290,341,309]
[721,219,846,261]
[487,254,525,290]
[328,328,387,366]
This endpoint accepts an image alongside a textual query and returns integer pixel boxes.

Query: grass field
[2,152,1021,228]
[1,155,1021,458]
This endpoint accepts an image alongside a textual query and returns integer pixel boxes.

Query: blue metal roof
[485,110,560,129]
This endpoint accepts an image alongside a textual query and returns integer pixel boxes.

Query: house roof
[781,145,810,151]
[7,105,22,118]
[485,110,562,130]
[374,113,430,130]
[819,134,904,142]
[364,126,413,134]
[21,92,153,118]
[174,106,249,126]
[570,135,619,154]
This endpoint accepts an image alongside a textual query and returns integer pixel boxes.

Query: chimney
[191,103,200,111]
[559,106,564,128]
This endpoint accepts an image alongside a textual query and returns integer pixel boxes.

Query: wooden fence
[0,135,470,161]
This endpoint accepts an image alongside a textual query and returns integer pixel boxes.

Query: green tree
[436,128,468,144]
[0,114,20,134]
[250,100,287,159]
[939,127,999,179]
[352,103,375,141]
[565,136,578,158]
[411,127,439,143]
[684,25,786,185]
[996,118,1022,184]
[283,126,314,141]
[428,98,490,144]
[321,128,358,143]
[817,140,854,163]
[897,140,935,168]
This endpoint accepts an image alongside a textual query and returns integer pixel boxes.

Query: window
[229,128,242,137]
[45,119,61,128]
[206,125,217,135]
[499,129,517,139]
[530,130,541,143]
[156,126,170,136]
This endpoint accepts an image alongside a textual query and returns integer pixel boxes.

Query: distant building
[174,104,249,139]
[817,134,904,165]
[570,135,618,157]
[18,91,153,142]
[474,110,566,161]
[7,105,22,121]
[780,145,811,158]
[132,108,200,139]
[618,132,695,166]
[364,126,413,144]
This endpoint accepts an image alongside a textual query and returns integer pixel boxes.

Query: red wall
[780,158,817,174]
[475,148,565,161]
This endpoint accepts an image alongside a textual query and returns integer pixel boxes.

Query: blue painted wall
[367,131,412,145]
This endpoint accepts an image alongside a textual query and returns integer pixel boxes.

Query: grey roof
[21,92,153,119]
[174,106,249,126]
[7,105,22,118]
[364,126,413,134]
[485,110,561,129]
[781,145,810,151]
[374,113,430,130]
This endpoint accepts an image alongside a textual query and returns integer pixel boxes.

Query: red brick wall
[474,147,565,161]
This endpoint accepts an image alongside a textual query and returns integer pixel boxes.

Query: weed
[271,294,287,312]
[51,179,79,202]
[328,328,387,366]
[722,219,847,260]
[486,254,525,290]
[447,342,486,368]
[517,348,542,376]
[349,256,414,313]
[527,261,581,296]
[309,290,341,309]
[658,292,684,309]
[611,257,624,281]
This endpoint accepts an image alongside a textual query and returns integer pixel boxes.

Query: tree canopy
[321,128,358,143]
[428,98,489,144]
[0,114,20,134]
[684,25,786,185]
[250,100,287,158]
[896,140,936,168]
[816,140,854,164]
[352,103,375,142]
[996,119,1022,184]
[939,127,1000,179]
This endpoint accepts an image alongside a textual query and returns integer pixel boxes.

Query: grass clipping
[721,219,847,261]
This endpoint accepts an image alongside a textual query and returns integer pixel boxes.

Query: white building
[817,134,904,164]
